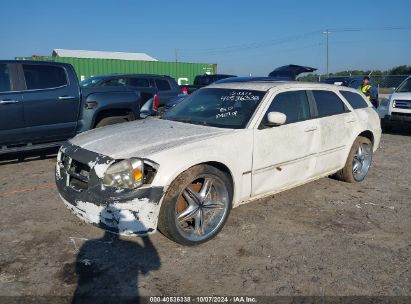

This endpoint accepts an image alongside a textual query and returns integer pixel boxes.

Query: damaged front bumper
[55,142,164,236]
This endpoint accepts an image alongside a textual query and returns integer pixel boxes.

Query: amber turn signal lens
[133,169,143,181]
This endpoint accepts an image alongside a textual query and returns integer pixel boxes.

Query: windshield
[80,76,106,87]
[162,88,266,129]
[396,78,411,93]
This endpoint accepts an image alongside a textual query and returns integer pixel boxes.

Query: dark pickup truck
[0,60,149,154]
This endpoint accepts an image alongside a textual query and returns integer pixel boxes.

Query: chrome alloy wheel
[352,143,373,181]
[175,175,230,242]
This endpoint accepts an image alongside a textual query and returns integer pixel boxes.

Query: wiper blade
[168,118,209,126]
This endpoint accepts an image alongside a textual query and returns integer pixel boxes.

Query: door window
[312,90,347,117]
[23,64,67,90]
[265,90,311,124]
[155,79,171,91]
[126,78,150,87]
[0,64,12,92]
[340,91,369,109]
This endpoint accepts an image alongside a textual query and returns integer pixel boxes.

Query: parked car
[377,76,411,131]
[80,74,183,106]
[181,74,237,94]
[0,60,148,154]
[139,94,187,117]
[56,80,381,245]
[215,64,317,84]
[321,76,379,107]
[268,64,317,80]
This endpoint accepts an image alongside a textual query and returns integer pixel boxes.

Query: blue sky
[1,0,410,75]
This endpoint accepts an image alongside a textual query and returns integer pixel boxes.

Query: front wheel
[158,165,233,245]
[335,136,373,183]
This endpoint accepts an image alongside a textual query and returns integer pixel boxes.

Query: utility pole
[323,29,331,76]
[175,48,179,63]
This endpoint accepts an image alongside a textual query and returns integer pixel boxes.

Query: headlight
[103,158,144,189]
[392,100,396,108]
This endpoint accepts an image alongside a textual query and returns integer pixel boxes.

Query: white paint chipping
[60,194,158,235]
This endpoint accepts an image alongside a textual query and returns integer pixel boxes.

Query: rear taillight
[153,94,159,110]
[181,86,189,95]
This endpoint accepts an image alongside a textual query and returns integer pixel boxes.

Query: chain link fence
[301,75,409,95]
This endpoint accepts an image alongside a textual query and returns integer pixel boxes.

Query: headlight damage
[103,158,157,189]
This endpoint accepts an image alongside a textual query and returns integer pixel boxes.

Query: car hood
[70,118,230,159]
[391,92,411,100]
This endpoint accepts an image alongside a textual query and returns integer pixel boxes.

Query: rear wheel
[335,136,373,183]
[158,164,232,245]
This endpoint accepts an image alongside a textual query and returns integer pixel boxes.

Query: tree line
[298,65,411,82]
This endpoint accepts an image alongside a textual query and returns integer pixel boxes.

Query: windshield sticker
[216,107,238,119]
[220,91,260,102]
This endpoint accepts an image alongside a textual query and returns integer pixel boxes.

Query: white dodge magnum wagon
[55,81,381,245]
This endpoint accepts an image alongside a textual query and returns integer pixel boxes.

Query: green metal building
[16,55,217,85]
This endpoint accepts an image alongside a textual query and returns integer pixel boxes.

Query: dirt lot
[0,130,410,299]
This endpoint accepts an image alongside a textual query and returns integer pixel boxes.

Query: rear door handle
[304,125,318,132]
[58,96,76,100]
[0,99,19,104]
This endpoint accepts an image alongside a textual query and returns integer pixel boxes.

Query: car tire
[157,164,233,246]
[335,136,373,183]
[95,116,130,128]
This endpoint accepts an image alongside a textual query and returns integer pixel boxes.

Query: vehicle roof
[196,74,236,77]
[0,59,72,67]
[208,80,360,92]
[86,74,173,79]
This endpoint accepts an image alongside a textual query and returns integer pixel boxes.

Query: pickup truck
[181,74,237,94]
[0,60,149,154]
[377,76,411,131]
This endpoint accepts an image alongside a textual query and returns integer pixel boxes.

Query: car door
[154,78,175,106]
[251,89,320,197]
[310,90,355,175]
[0,63,25,147]
[20,63,80,142]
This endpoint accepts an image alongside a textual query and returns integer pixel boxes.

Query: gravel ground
[0,130,410,299]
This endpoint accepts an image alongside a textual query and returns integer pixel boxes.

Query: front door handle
[304,125,318,132]
[58,96,76,100]
[0,99,19,105]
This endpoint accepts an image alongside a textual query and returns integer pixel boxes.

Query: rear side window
[312,90,347,117]
[266,90,311,124]
[155,79,171,91]
[194,76,212,85]
[126,78,150,87]
[0,64,12,92]
[340,91,369,109]
[101,78,126,86]
[23,64,67,90]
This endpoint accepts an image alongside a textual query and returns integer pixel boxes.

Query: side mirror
[266,112,287,126]
[390,87,396,94]
[140,97,159,119]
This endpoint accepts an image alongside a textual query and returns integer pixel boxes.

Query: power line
[179,25,411,58]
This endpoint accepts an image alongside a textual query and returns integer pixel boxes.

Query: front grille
[392,112,411,118]
[60,153,91,191]
[393,100,411,109]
